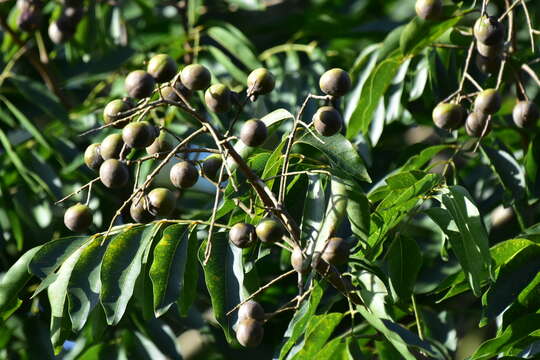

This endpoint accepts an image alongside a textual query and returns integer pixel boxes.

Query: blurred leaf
[29,236,89,279]
[387,236,422,301]
[224,0,265,11]
[207,26,261,70]
[208,45,248,83]
[524,135,540,199]
[400,14,461,56]
[301,174,325,254]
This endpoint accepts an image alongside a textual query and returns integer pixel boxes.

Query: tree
[1,0,540,359]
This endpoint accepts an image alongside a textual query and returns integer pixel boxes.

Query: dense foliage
[1,0,540,359]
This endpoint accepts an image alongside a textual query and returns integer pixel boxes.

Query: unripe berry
[474,16,505,46]
[146,131,174,157]
[474,88,501,115]
[147,54,177,83]
[319,68,351,97]
[100,133,125,160]
[122,121,156,149]
[229,223,256,248]
[64,203,92,232]
[125,70,155,99]
[147,188,176,217]
[238,301,265,322]
[476,41,504,58]
[84,143,103,171]
[236,319,264,348]
[255,219,283,244]
[48,20,74,44]
[170,161,199,189]
[180,64,211,91]
[202,155,227,183]
[240,119,268,147]
[247,68,275,96]
[103,99,132,128]
[465,112,491,137]
[99,159,129,189]
[321,237,349,265]
[415,0,442,20]
[291,247,308,274]
[161,80,192,101]
[513,101,539,129]
[205,84,232,113]
[432,102,465,130]
[130,196,154,223]
[313,106,343,136]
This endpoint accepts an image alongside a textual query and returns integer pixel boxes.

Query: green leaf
[481,145,527,203]
[400,13,462,56]
[290,313,344,359]
[207,46,248,83]
[387,236,422,301]
[29,236,89,279]
[524,135,540,198]
[224,0,265,10]
[344,180,370,246]
[100,225,159,325]
[314,337,355,360]
[401,145,455,172]
[207,26,261,70]
[301,174,325,253]
[150,224,198,317]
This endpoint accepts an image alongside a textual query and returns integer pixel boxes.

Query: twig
[55,178,100,204]
[522,64,540,86]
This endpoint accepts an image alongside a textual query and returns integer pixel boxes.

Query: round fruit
[84,143,103,171]
[474,16,505,46]
[64,203,92,232]
[513,101,539,128]
[17,1,43,32]
[236,318,264,348]
[415,0,442,20]
[100,133,125,160]
[291,247,308,274]
[180,64,211,91]
[313,106,343,136]
[229,223,256,248]
[240,119,268,147]
[161,80,192,101]
[247,68,275,96]
[475,53,501,75]
[202,155,227,183]
[432,102,465,130]
[48,20,74,44]
[474,88,501,115]
[147,54,177,83]
[146,131,174,156]
[125,70,155,99]
[321,237,349,265]
[255,218,283,244]
[319,68,351,97]
[122,121,156,149]
[170,161,199,189]
[476,41,504,58]
[238,301,265,322]
[205,84,232,113]
[99,159,129,189]
[103,99,132,128]
[147,188,176,217]
[130,196,154,223]
[465,112,491,137]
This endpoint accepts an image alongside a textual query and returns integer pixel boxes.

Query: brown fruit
[415,0,442,20]
[161,79,192,101]
[204,84,232,113]
[465,112,491,137]
[474,16,505,45]
[474,88,501,115]
[321,237,349,265]
[130,196,154,223]
[100,133,125,160]
[99,159,129,188]
[513,101,539,128]
[202,155,227,183]
[170,161,199,189]
[236,318,264,348]
[147,188,176,217]
[103,99,132,128]
[122,121,156,149]
[48,20,74,44]
[146,131,174,156]
[319,68,351,97]
[432,102,465,130]
[247,68,275,96]
[64,203,92,232]
[255,219,283,244]
[238,301,265,322]
[291,247,308,274]
[229,223,256,248]
[476,41,504,58]
[313,106,343,136]
[125,70,155,99]
[84,143,103,171]
[475,53,501,75]
[240,119,268,147]
[147,54,177,83]
[180,64,211,91]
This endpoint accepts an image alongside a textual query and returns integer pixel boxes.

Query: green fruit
[147,54,177,83]
[476,41,504,58]
[204,84,232,113]
[161,79,192,101]
[100,133,125,160]
[474,88,501,115]
[202,155,227,183]
[229,223,256,248]
[255,219,283,244]
[238,301,265,322]
[465,112,491,137]
[236,318,264,348]
[247,68,275,95]
[313,106,343,136]
[99,159,129,189]
[474,16,504,45]
[321,237,349,265]
[64,203,92,232]
[122,121,156,149]
[84,143,103,171]
[319,68,351,97]
[180,64,211,91]
[432,102,465,130]
[513,101,539,128]
[147,188,176,217]
[103,99,132,128]
[170,161,199,189]
[240,119,268,147]
[146,131,174,156]
[291,247,308,274]
[130,196,154,223]
[125,70,155,99]
[475,53,501,75]
[415,0,442,20]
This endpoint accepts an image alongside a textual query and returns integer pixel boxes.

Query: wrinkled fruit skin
[170,161,199,189]
[475,54,501,75]
[474,16,505,46]
[240,119,268,147]
[64,203,92,232]
[432,102,465,130]
[313,106,343,136]
[236,319,264,348]
[415,0,442,20]
[100,133,125,160]
[476,42,504,58]
[465,112,491,137]
[122,121,156,149]
[474,89,501,115]
[291,247,308,274]
[125,70,156,99]
[513,101,539,128]
[130,196,154,223]
[238,301,265,322]
[319,68,351,97]
[202,156,227,183]
[147,188,176,217]
[99,159,129,189]
[247,68,275,96]
[147,54,177,83]
[84,143,103,171]
[205,84,232,113]
[321,237,349,265]
[255,219,283,244]
[103,99,132,128]
[180,64,211,91]
[229,223,256,248]
[146,131,173,156]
